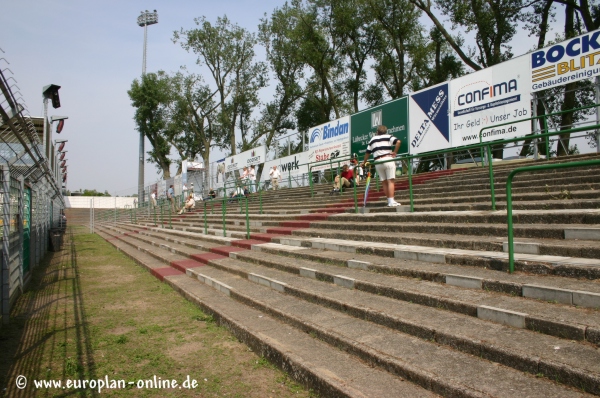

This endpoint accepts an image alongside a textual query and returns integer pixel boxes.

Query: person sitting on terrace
[178,194,195,214]
[203,188,216,201]
[332,164,356,194]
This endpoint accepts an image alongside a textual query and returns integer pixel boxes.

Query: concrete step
[95,225,597,397]
[102,224,600,342]
[94,226,435,398]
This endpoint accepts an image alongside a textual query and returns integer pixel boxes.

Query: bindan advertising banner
[224,146,267,174]
[409,83,450,154]
[531,30,600,92]
[449,55,532,147]
[307,116,351,171]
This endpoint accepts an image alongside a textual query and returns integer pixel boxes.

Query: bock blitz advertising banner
[350,97,409,159]
[450,56,532,146]
[531,30,600,92]
[409,83,450,154]
[225,145,266,173]
[260,152,311,186]
[307,116,351,171]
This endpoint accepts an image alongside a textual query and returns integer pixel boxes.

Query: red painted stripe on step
[170,259,205,272]
[151,267,184,281]
[106,237,119,241]
[231,239,266,249]
[250,233,284,242]
[210,246,248,256]
[190,252,226,264]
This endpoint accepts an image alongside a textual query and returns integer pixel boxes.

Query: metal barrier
[505,159,600,273]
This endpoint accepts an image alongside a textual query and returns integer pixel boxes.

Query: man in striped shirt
[361,125,401,207]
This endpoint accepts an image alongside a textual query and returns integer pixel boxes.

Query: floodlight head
[57,141,66,152]
[42,84,61,108]
[137,10,158,26]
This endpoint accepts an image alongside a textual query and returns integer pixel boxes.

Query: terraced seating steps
[96,222,600,397]
[94,152,600,397]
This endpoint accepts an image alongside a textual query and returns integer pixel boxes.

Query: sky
[0,1,570,196]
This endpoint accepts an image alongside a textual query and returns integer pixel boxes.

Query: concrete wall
[65,196,136,209]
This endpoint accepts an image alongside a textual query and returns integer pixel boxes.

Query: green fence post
[160,203,164,228]
[544,114,550,159]
[221,198,227,237]
[288,169,291,188]
[129,208,132,223]
[259,190,263,214]
[153,204,157,226]
[245,196,250,239]
[506,172,516,273]
[309,166,314,198]
[204,201,208,235]
[408,159,414,212]
[168,203,172,229]
[487,145,496,211]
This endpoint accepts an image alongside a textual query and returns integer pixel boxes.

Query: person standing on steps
[249,165,257,193]
[361,125,401,207]
[269,165,281,190]
[167,185,177,212]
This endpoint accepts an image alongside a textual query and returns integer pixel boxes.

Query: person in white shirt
[269,165,281,190]
[151,191,157,207]
[178,194,195,214]
[248,165,257,193]
[361,125,401,207]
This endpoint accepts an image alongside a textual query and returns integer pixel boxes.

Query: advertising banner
[450,56,532,146]
[260,152,311,187]
[307,116,351,171]
[409,83,450,154]
[350,97,409,159]
[531,30,600,92]
[224,146,266,174]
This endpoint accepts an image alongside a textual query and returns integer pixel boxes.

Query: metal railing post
[168,203,172,229]
[160,202,164,228]
[221,198,227,237]
[309,166,314,198]
[204,201,208,235]
[259,190,263,214]
[505,159,600,273]
[487,145,496,211]
[245,196,250,239]
[408,159,414,212]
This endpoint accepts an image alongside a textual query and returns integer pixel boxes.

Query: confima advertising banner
[350,97,409,159]
[224,146,266,173]
[409,83,450,154]
[531,30,600,92]
[450,56,532,146]
[307,116,351,171]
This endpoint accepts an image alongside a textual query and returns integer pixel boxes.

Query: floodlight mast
[137,9,158,202]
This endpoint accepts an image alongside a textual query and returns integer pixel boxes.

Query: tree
[174,16,266,155]
[258,7,307,151]
[167,72,220,175]
[128,72,174,179]
[364,0,429,103]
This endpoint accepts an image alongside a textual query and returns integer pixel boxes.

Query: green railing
[505,159,600,273]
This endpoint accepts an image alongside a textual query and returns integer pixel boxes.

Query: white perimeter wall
[65,196,136,209]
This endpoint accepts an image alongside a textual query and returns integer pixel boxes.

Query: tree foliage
[132,1,600,178]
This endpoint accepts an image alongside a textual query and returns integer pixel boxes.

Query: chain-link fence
[0,48,65,325]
